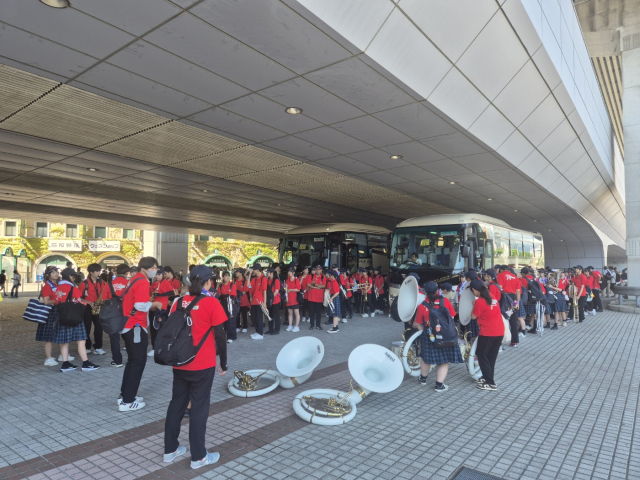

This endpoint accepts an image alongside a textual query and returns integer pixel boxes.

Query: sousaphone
[458,286,476,326]
[276,337,324,389]
[293,344,404,426]
[397,275,425,322]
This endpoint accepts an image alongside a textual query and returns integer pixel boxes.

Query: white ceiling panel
[493,61,551,126]
[373,103,456,141]
[295,127,371,155]
[261,135,336,161]
[143,13,295,91]
[422,132,485,158]
[358,170,407,185]
[456,11,529,100]
[191,0,351,74]
[72,0,182,37]
[518,94,566,146]
[537,119,577,162]
[387,165,437,182]
[260,78,365,125]
[108,41,249,105]
[187,108,285,143]
[349,149,411,169]
[423,160,472,178]
[221,94,322,134]
[381,141,446,164]
[304,57,414,114]
[455,153,506,173]
[74,63,212,117]
[332,116,411,148]
[1,1,135,59]
[468,105,515,150]
[313,156,377,175]
[400,0,498,63]
[496,130,535,167]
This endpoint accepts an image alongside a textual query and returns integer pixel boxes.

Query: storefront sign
[48,240,82,252]
[88,240,120,252]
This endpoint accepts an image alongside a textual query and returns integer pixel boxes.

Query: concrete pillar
[622,34,640,286]
[157,232,189,274]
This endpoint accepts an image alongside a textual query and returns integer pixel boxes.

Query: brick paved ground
[0,297,638,480]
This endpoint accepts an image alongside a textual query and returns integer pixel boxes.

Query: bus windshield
[390,225,464,271]
[280,234,326,266]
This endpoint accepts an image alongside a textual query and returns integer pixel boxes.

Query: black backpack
[496,282,514,317]
[424,296,458,349]
[154,295,211,367]
[98,278,143,335]
[527,279,545,304]
[58,287,86,327]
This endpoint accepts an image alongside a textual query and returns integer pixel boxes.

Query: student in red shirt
[298,266,310,323]
[163,266,182,300]
[372,266,385,315]
[55,268,101,373]
[325,270,342,333]
[285,268,302,332]
[164,265,227,469]
[101,263,131,367]
[589,266,603,312]
[247,264,268,339]
[217,270,237,343]
[265,268,281,335]
[36,266,63,367]
[339,269,353,322]
[119,257,163,412]
[148,267,175,357]
[80,263,105,355]
[569,265,587,322]
[234,269,250,333]
[469,279,505,391]
[306,265,326,330]
[359,270,374,317]
[584,270,596,316]
[483,269,502,303]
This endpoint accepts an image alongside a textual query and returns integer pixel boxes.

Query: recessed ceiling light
[285,107,302,115]
[548,229,552,231]
[88,168,98,172]
[390,155,403,160]
[487,198,492,201]
[560,239,564,242]
[449,181,456,185]
[202,189,208,193]
[533,220,537,222]
[39,0,70,8]
[514,209,518,212]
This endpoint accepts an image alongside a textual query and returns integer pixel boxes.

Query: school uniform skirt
[326,297,341,318]
[420,330,464,365]
[553,293,568,313]
[52,313,87,344]
[35,305,58,342]
[466,318,480,338]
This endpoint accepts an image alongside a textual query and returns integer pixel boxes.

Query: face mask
[147,269,158,279]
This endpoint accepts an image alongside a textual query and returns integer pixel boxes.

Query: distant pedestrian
[10,269,21,297]
[0,269,6,293]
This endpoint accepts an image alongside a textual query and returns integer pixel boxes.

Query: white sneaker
[525,325,532,331]
[362,313,369,318]
[227,339,233,344]
[251,334,264,340]
[44,358,58,366]
[119,401,145,412]
[241,329,248,333]
[93,348,106,355]
[292,326,300,332]
[147,350,155,357]
[117,395,143,405]
[236,328,241,333]
[57,355,75,362]
[376,310,383,314]
[371,312,376,317]
[191,452,220,469]
[163,445,187,463]
[286,325,293,332]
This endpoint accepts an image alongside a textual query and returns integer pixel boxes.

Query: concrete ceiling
[0,0,627,266]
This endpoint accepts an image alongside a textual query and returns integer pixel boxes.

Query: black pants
[239,306,249,329]
[341,295,353,319]
[476,335,502,385]
[110,332,122,365]
[362,295,374,315]
[300,299,310,319]
[250,305,264,335]
[10,284,19,297]
[507,293,519,344]
[164,367,215,462]
[308,301,323,327]
[593,289,603,311]
[268,303,281,333]
[353,292,361,313]
[83,305,103,350]
[120,328,148,404]
[221,300,237,340]
[578,296,586,321]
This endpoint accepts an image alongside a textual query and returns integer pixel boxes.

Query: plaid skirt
[420,330,464,365]
[326,297,342,318]
[552,294,568,313]
[52,313,87,344]
[465,318,480,338]
[520,300,550,316]
[35,305,58,342]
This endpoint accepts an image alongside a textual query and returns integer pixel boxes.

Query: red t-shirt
[54,282,83,305]
[327,278,340,296]
[472,294,505,337]
[340,274,352,298]
[81,278,103,302]
[285,278,301,305]
[489,282,502,302]
[592,271,602,289]
[169,294,227,371]
[41,281,57,301]
[360,276,372,294]
[300,275,311,300]
[572,274,587,296]
[122,273,152,329]
[584,275,594,289]
[414,297,455,324]
[217,281,237,297]
[101,277,128,300]
[151,279,173,310]
[250,275,268,306]
[373,274,385,295]
[235,279,250,307]
[558,278,569,291]
[270,278,281,305]
[307,274,326,303]
[168,277,181,293]
[497,271,519,294]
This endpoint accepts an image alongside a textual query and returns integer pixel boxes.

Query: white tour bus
[279,223,391,273]
[388,213,545,301]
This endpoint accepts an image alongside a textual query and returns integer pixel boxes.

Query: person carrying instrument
[372,266,385,315]
[217,270,237,343]
[469,279,505,392]
[339,269,353,322]
[306,265,326,330]
[79,263,106,355]
[101,263,131,367]
[546,272,568,327]
[247,264,268,340]
[588,266,603,312]
[569,265,587,322]
[285,268,302,332]
[148,267,174,357]
[299,266,311,323]
[584,269,597,316]
[359,270,375,317]
[325,270,342,334]
[234,269,250,333]
[163,266,182,300]
[414,281,463,392]
[265,267,281,335]
[496,265,521,347]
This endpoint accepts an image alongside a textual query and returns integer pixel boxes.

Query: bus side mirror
[461,245,469,258]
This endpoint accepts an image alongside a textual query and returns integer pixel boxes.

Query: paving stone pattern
[1,297,639,479]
